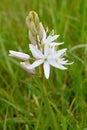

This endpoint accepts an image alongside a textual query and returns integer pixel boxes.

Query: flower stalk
[41,74,58,129]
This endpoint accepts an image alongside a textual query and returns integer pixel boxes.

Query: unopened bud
[26,11,40,32]
[28,31,37,45]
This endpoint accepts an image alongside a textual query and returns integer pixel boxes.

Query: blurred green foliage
[0,0,87,130]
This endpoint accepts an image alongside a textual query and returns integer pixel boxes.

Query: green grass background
[0,0,87,130]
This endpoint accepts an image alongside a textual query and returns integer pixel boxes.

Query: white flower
[39,23,64,47]
[9,50,30,60]
[9,12,73,79]
[27,44,68,79]
[28,22,64,48]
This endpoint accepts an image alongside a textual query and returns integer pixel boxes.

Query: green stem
[41,77,58,129]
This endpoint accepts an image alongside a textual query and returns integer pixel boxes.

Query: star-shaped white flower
[28,22,63,48]
[38,23,64,47]
[9,12,73,79]
[27,44,68,79]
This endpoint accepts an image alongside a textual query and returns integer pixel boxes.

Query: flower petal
[49,60,67,70]
[58,58,68,64]
[65,61,74,65]
[29,44,43,59]
[9,50,30,60]
[43,62,50,79]
[20,62,35,74]
[46,35,59,43]
[44,44,50,56]
[50,42,64,46]
[39,22,46,41]
[57,48,67,57]
[28,59,43,69]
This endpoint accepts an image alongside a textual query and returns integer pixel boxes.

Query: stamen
[55,58,58,62]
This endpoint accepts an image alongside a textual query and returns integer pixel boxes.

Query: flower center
[44,57,47,61]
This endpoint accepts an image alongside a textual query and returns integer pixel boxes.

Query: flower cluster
[9,11,72,79]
